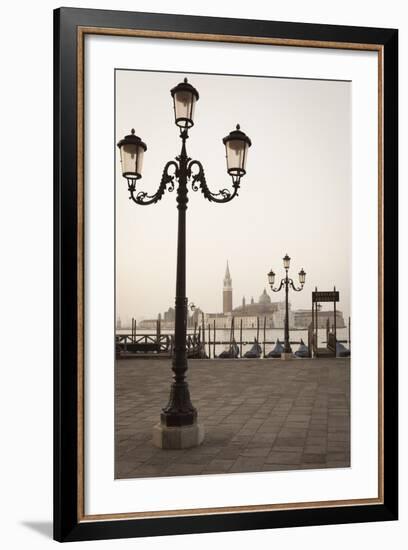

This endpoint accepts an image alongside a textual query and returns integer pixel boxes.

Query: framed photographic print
[54,7,398,542]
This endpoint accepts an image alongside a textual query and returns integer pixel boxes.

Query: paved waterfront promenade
[115,358,350,479]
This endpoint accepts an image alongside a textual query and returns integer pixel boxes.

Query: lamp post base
[281,352,294,361]
[152,422,205,449]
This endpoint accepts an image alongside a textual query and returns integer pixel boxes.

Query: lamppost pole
[284,266,291,353]
[268,255,306,359]
[117,78,252,448]
[161,131,197,428]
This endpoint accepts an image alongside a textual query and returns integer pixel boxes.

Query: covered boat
[294,338,309,358]
[188,341,208,359]
[336,341,350,357]
[244,339,262,358]
[218,340,240,359]
[267,338,284,358]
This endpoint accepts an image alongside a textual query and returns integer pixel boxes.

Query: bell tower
[223,261,233,313]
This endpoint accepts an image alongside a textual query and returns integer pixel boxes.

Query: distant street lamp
[267,255,306,358]
[118,77,252,448]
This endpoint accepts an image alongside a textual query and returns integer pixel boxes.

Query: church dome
[258,288,271,305]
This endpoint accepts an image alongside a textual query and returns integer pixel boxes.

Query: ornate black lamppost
[267,255,306,359]
[117,78,251,448]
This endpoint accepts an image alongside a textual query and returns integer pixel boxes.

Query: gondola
[294,338,309,358]
[187,341,208,359]
[218,340,240,359]
[244,338,262,358]
[336,341,351,357]
[266,338,284,358]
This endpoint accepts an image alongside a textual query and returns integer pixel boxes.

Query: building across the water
[138,306,205,330]
[205,263,345,330]
[204,262,294,329]
[293,309,346,329]
[135,262,346,331]
[138,318,159,330]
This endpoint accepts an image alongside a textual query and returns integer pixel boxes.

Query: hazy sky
[115,69,351,323]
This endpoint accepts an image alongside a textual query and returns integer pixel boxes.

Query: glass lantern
[117,129,147,180]
[223,124,252,177]
[170,78,199,129]
[267,269,276,286]
[283,254,291,270]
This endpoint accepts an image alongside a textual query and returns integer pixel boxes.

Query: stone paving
[115,358,350,479]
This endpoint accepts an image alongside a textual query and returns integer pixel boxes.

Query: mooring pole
[263,316,266,358]
[334,285,337,357]
[315,286,318,350]
[213,319,216,358]
[240,318,243,358]
[201,311,205,350]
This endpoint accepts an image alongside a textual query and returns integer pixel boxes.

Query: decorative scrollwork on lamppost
[267,255,306,357]
[117,77,252,449]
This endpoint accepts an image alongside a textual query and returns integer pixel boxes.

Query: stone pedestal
[152,422,205,449]
[281,352,294,361]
